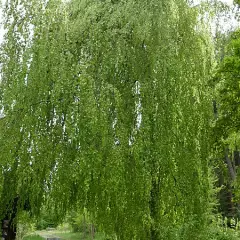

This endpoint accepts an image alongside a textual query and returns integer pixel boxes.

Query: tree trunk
[2,219,16,240]
[225,148,236,181]
[83,213,86,240]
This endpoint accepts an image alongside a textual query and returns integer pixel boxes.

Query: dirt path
[36,230,62,240]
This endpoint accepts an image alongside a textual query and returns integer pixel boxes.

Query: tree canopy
[0,0,219,239]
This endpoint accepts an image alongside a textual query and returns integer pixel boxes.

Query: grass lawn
[23,235,44,240]
[33,230,107,240]
[52,231,106,240]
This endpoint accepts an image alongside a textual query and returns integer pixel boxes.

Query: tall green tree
[213,28,240,222]
[0,0,215,239]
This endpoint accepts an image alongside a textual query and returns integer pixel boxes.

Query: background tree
[213,27,240,224]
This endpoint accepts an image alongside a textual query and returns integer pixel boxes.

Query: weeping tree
[0,0,215,239]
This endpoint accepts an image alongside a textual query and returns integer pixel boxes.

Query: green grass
[31,230,107,240]
[23,235,44,240]
[55,231,106,240]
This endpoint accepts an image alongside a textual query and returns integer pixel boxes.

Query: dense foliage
[0,0,225,239]
[213,27,240,223]
[214,31,240,135]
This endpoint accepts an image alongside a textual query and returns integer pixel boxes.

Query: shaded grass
[23,235,44,240]
[34,230,107,240]
[55,231,106,240]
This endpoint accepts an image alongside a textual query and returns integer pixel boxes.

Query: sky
[222,0,233,4]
